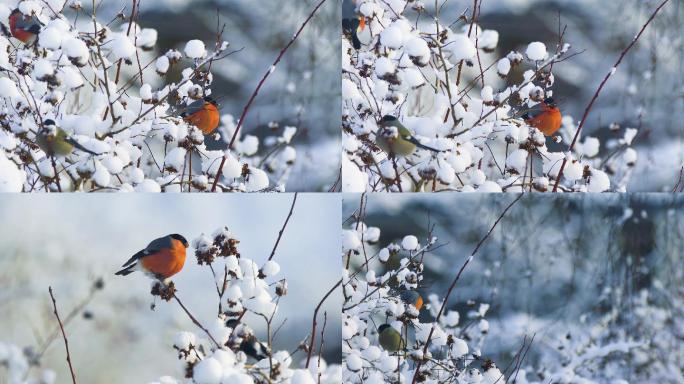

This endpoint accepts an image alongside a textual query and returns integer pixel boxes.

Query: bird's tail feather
[408,137,441,152]
[67,138,100,156]
[115,264,136,276]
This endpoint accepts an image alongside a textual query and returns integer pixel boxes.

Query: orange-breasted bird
[342,16,365,50]
[115,234,189,280]
[180,97,220,135]
[522,97,562,136]
[400,290,423,311]
[8,9,42,44]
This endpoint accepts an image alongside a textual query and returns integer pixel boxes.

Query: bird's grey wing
[16,14,42,33]
[145,236,173,254]
[518,104,545,120]
[179,99,205,117]
[120,236,171,267]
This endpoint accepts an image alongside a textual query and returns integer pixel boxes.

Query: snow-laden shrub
[342,223,507,383]
[148,227,341,384]
[342,0,642,192]
[342,201,683,383]
[0,0,308,192]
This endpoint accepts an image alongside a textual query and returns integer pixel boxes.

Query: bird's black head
[378,324,391,333]
[170,234,189,247]
[203,96,218,107]
[43,119,56,126]
[381,115,397,123]
[544,97,557,108]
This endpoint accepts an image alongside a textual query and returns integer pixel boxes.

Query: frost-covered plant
[341,0,662,192]
[0,0,316,192]
[525,284,684,384]
[342,220,509,383]
[149,226,341,384]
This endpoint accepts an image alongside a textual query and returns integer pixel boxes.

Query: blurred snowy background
[0,0,341,191]
[344,193,684,382]
[0,194,341,382]
[414,0,684,191]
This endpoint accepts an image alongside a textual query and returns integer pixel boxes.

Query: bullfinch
[180,96,220,135]
[522,97,562,136]
[8,8,42,44]
[115,234,189,280]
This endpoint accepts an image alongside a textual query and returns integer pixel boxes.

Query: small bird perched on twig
[378,324,404,352]
[376,115,441,157]
[522,97,562,136]
[115,234,189,281]
[7,8,42,44]
[35,119,100,157]
[180,96,221,135]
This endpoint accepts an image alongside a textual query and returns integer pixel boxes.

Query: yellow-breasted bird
[376,115,441,157]
[378,324,404,352]
[35,119,100,157]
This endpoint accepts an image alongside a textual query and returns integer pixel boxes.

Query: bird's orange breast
[184,103,220,135]
[140,239,187,278]
[358,17,366,31]
[414,296,423,310]
[9,15,35,43]
[526,107,562,136]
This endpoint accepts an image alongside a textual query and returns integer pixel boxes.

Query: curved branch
[552,0,671,192]
[210,0,330,191]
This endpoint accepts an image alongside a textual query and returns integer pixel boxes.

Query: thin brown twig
[268,193,298,261]
[317,311,328,379]
[172,293,221,348]
[50,156,62,192]
[411,194,523,383]
[552,0,670,192]
[48,287,77,384]
[113,0,138,84]
[305,278,342,368]
[211,0,330,191]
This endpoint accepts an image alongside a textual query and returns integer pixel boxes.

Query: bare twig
[305,278,342,368]
[411,194,523,383]
[37,280,101,361]
[552,0,671,192]
[210,0,330,191]
[173,293,221,348]
[48,287,77,384]
[268,193,298,261]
